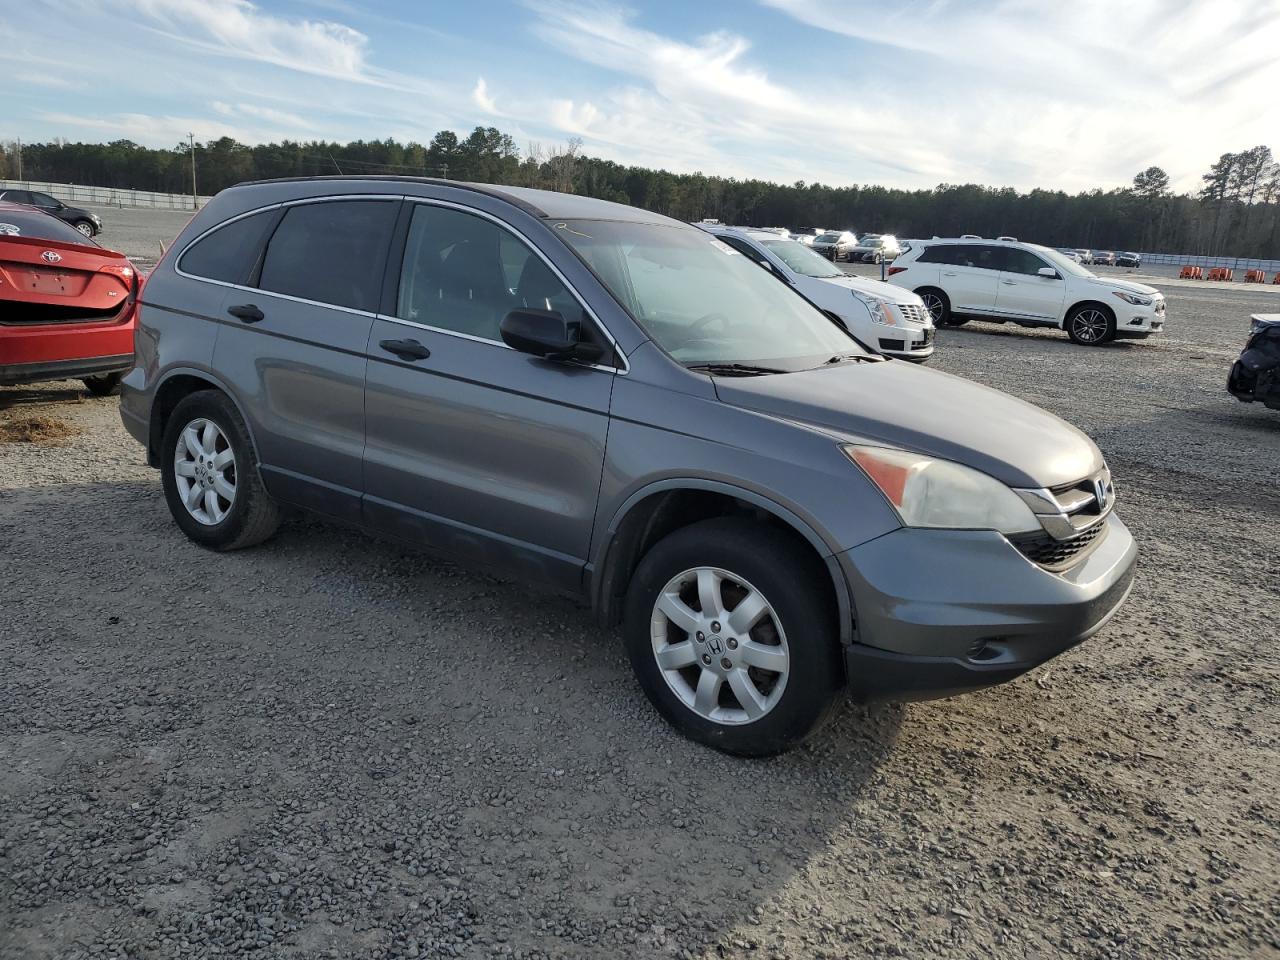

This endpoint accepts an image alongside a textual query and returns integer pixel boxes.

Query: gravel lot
[2,228,1278,959]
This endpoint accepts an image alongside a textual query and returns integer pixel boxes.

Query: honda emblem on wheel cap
[706,636,724,656]
[41,250,61,263]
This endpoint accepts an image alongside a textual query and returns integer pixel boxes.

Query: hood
[812,272,923,305]
[1087,276,1160,297]
[714,360,1103,489]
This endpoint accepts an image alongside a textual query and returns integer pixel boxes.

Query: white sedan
[702,226,935,361]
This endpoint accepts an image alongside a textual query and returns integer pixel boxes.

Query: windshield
[815,233,842,242]
[758,237,844,278]
[554,220,864,367]
[1035,245,1095,278]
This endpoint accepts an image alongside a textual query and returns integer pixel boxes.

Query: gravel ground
[2,256,1278,959]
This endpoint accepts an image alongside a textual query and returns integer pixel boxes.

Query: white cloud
[211,100,313,128]
[127,0,371,80]
[472,77,499,115]
[758,0,1280,191]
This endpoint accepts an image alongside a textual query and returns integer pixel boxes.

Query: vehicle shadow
[0,383,91,410]
[1,479,904,959]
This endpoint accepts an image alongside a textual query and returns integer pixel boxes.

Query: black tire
[622,518,844,756]
[82,372,122,396]
[917,287,961,326]
[160,390,280,551]
[1065,303,1116,346]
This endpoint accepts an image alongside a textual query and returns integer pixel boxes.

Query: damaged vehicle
[1228,313,1280,411]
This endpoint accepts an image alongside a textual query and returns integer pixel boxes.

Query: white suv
[705,226,935,360]
[887,239,1166,346]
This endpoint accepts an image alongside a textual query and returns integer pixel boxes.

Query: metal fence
[0,179,211,210]
[1136,251,1280,275]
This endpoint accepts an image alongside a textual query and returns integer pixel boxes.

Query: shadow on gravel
[0,383,90,410]
[2,480,904,959]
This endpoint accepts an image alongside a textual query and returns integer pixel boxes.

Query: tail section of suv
[119,178,1137,755]
[887,238,1165,345]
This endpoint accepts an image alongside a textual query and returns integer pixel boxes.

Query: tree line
[2,130,1277,258]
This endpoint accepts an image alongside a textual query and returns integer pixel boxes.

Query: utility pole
[438,163,448,179]
[15,137,21,180]
[188,133,197,209]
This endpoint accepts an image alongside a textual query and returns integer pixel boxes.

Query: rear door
[361,200,617,591]
[940,243,1001,313]
[210,197,400,522]
[994,247,1066,322]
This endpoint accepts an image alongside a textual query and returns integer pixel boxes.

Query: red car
[0,201,137,395]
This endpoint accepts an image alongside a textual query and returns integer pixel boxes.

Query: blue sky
[3,0,1278,192]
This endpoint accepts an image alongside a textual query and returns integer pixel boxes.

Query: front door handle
[942,271,958,277]
[228,303,264,323]
[379,338,432,361]
[1001,279,1017,285]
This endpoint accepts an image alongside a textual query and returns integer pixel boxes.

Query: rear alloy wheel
[623,518,843,756]
[82,372,122,396]
[74,221,95,238]
[918,288,960,326]
[160,390,280,550]
[1066,304,1115,345]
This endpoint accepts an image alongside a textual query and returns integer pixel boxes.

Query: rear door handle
[228,303,264,323]
[1001,279,1017,285]
[379,338,432,361]
[942,271,958,277]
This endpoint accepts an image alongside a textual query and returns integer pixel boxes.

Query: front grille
[878,337,905,351]
[898,303,929,324]
[1012,521,1108,571]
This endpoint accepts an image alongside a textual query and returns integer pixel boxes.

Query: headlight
[844,445,1041,535]
[1112,291,1153,306]
[853,291,896,326]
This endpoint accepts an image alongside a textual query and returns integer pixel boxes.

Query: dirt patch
[0,415,80,444]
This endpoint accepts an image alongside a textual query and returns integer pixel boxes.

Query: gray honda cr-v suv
[120,177,1137,755]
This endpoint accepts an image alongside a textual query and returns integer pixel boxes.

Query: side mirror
[1037,267,1059,279]
[500,308,604,364]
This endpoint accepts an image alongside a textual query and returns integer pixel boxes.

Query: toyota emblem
[41,250,62,263]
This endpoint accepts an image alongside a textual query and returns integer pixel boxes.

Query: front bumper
[877,325,935,359]
[837,512,1137,701]
[1113,301,1164,338]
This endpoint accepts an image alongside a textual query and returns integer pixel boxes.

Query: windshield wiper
[686,362,789,376]
[824,353,877,364]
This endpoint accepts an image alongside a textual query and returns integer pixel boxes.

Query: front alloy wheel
[623,518,843,756]
[1067,306,1114,345]
[650,567,790,725]
[75,221,94,237]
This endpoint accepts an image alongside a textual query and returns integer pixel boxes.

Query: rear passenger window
[180,210,278,285]
[917,245,954,264]
[397,204,581,342]
[258,200,398,312]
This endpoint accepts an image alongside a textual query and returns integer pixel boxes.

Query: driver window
[398,204,586,345]
[1002,249,1051,276]
[31,193,60,208]
[719,236,769,267]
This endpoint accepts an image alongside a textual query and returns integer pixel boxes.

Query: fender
[148,365,263,466]
[591,476,858,651]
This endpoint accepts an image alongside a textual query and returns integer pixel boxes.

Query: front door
[994,247,1066,321]
[362,201,618,591]
[210,197,400,522]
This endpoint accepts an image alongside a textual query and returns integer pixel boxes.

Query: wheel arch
[591,479,856,651]
[1064,297,1116,327]
[148,368,260,468]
